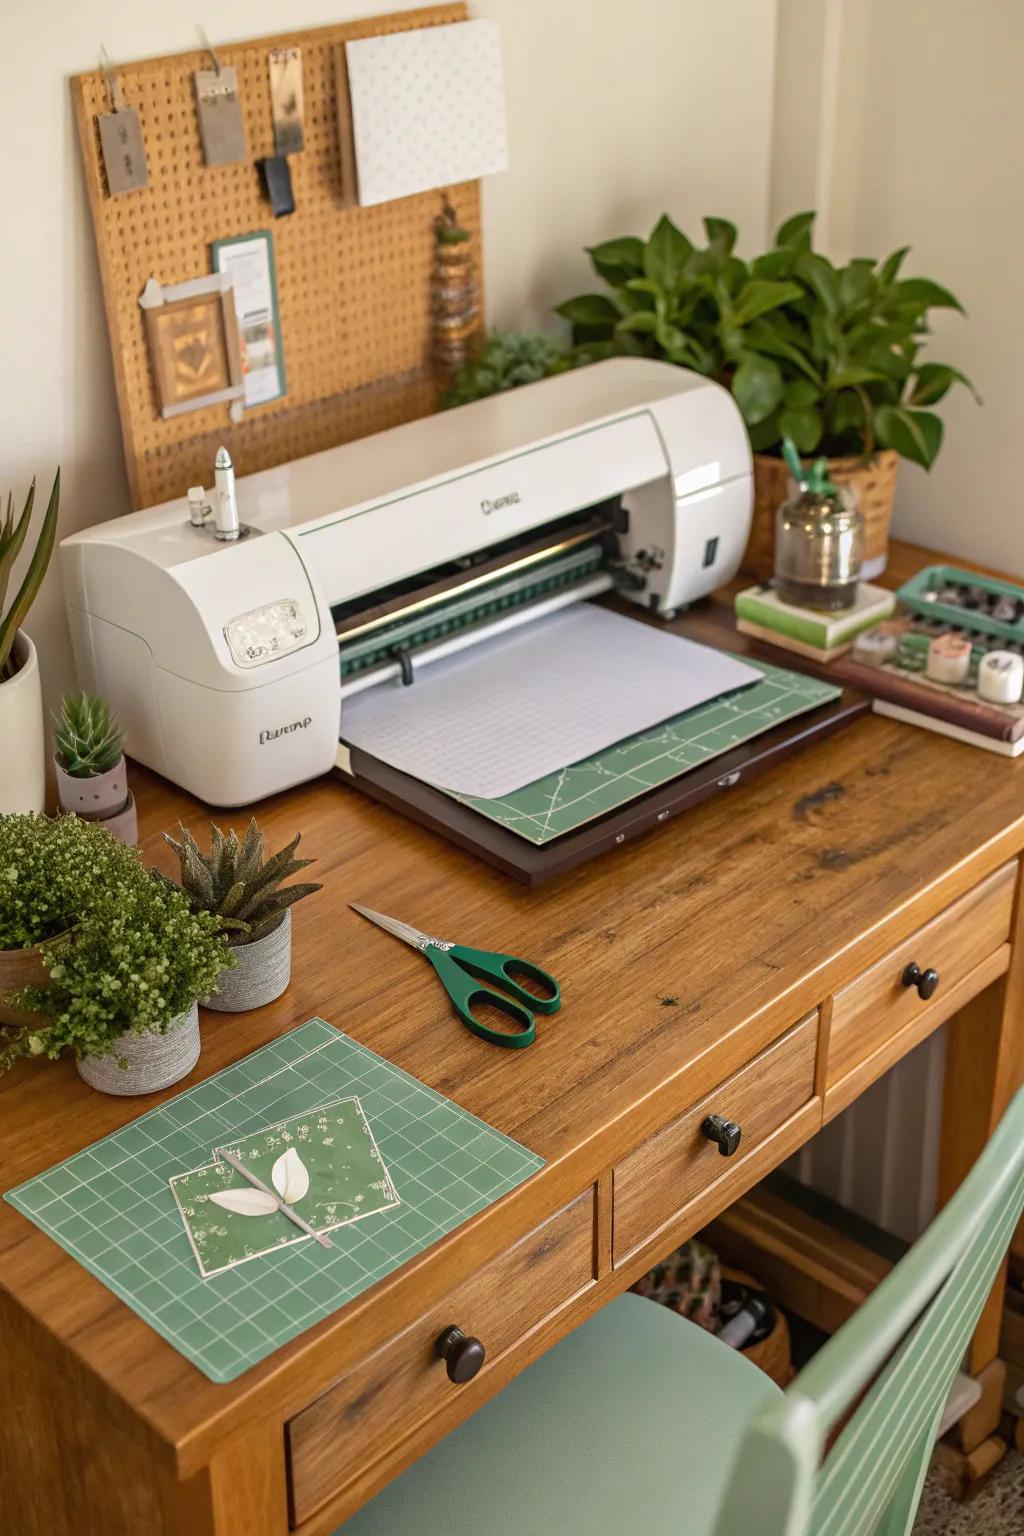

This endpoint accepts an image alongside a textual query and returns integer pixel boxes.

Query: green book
[734,583,896,651]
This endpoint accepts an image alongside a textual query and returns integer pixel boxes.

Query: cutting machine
[61,358,753,807]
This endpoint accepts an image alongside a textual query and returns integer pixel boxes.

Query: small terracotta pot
[76,1003,200,1096]
[54,757,137,844]
[0,940,57,1027]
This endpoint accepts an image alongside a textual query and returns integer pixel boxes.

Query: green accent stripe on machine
[338,543,607,679]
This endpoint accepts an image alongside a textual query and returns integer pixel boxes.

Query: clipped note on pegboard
[347,18,508,207]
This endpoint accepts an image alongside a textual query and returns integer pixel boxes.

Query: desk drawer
[825,863,1016,1107]
[286,1191,594,1524]
[612,1016,818,1266]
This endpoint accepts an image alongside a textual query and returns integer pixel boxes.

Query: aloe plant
[0,470,60,680]
[163,818,321,946]
[53,692,125,777]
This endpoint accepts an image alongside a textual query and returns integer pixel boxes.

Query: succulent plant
[163,818,322,946]
[53,692,126,777]
[0,470,60,680]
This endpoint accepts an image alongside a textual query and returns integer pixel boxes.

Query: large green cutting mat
[4,1019,544,1383]
[448,660,841,843]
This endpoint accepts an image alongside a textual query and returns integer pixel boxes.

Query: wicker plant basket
[202,910,292,1013]
[0,940,55,1027]
[744,449,899,583]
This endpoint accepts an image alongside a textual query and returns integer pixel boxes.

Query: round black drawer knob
[701,1113,742,1157]
[435,1325,485,1384]
[901,962,940,1001]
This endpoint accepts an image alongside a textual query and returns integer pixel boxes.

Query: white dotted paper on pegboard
[347,18,508,208]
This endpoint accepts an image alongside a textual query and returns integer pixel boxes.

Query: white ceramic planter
[0,631,45,813]
[203,911,291,1012]
[54,756,138,844]
[76,1003,200,1096]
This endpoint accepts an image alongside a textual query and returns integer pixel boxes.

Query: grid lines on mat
[449,661,842,843]
[5,1019,544,1383]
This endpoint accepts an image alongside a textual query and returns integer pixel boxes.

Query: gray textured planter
[76,1003,200,1096]
[202,911,291,1012]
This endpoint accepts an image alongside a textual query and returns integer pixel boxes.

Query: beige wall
[772,0,1023,576]
[2,0,778,714]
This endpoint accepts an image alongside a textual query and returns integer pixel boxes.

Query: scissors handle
[450,945,561,1015]
[426,947,536,1049]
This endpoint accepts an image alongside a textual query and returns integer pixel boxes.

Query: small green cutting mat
[4,1019,544,1383]
[447,660,841,843]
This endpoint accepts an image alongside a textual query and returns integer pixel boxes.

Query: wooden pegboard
[71,5,480,509]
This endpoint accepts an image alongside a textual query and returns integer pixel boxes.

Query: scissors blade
[349,903,438,951]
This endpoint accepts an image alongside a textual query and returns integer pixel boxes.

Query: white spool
[977,649,1024,704]
[853,625,899,665]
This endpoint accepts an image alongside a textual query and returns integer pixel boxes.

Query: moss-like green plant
[53,692,125,777]
[443,331,571,408]
[163,818,321,946]
[0,813,233,1067]
[0,812,130,949]
[0,470,60,680]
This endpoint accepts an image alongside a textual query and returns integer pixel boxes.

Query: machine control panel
[224,598,309,667]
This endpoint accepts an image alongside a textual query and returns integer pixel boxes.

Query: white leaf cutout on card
[208,1188,279,1217]
[272,1146,310,1204]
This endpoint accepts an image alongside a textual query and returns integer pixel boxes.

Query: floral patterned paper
[169,1096,400,1277]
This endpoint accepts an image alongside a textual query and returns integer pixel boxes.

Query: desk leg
[938,859,1024,1376]
[162,1421,290,1536]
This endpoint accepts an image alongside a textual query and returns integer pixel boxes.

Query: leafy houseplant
[0,810,130,1025]
[53,691,138,844]
[0,471,60,813]
[0,813,232,1092]
[163,818,321,1012]
[555,213,975,573]
[443,331,571,409]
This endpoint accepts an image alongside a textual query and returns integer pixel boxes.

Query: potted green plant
[162,818,321,1012]
[442,331,571,409]
[53,691,138,844]
[0,471,60,813]
[555,212,976,575]
[0,814,232,1092]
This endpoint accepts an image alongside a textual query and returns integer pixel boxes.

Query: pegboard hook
[98,45,126,113]
[197,24,222,76]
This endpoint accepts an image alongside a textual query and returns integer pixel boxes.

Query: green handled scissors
[350,903,561,1049]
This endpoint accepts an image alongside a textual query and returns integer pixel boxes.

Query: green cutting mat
[4,1019,544,1383]
[448,660,841,843]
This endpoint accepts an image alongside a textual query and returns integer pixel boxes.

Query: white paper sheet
[339,605,761,799]
[346,20,508,207]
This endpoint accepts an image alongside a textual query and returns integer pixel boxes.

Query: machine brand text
[259,716,312,745]
[480,491,521,514]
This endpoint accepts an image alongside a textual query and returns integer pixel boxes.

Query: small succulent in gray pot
[53,691,137,844]
[163,818,321,1012]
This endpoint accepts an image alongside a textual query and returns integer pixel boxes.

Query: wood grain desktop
[1,540,1022,1536]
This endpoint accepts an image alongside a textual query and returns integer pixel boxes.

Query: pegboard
[71,5,481,510]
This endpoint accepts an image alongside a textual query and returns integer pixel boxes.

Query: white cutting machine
[61,359,752,806]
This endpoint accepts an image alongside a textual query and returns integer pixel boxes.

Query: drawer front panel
[287,1191,595,1524]
[826,862,1016,1094]
[612,1015,818,1266]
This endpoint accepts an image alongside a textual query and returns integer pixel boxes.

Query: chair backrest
[711,1084,1024,1536]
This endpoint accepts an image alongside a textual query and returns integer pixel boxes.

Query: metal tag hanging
[97,49,148,195]
[268,46,305,156]
[194,32,246,166]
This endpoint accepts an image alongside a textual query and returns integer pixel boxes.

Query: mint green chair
[339,1086,1024,1536]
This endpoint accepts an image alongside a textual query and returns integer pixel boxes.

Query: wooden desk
[3,541,1023,1536]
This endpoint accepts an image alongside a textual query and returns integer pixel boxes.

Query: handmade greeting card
[170,1096,400,1277]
